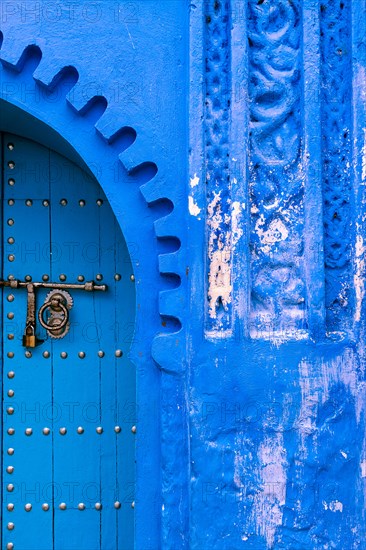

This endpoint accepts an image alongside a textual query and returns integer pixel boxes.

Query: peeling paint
[362,128,366,182]
[231,201,244,246]
[297,360,319,449]
[354,230,366,322]
[207,195,244,321]
[255,216,289,252]
[298,349,361,431]
[207,191,232,319]
[190,173,200,188]
[207,237,232,318]
[189,195,201,217]
[323,500,343,513]
[252,434,287,549]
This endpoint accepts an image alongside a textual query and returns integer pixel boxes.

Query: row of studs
[5,426,136,435]
[5,365,132,378]
[6,217,136,234]
[5,142,103,210]
[5,501,134,539]
[4,273,127,282]
[6,144,105,212]
[3,427,136,450]
[5,350,124,359]
[4,273,129,282]
[5,501,135,549]
[4,268,19,516]
[6,501,135,513]
[4,195,134,281]
[6,198,105,207]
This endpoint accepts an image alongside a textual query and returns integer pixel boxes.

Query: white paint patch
[354,230,366,322]
[255,216,289,255]
[207,191,232,318]
[207,192,245,321]
[338,283,349,308]
[190,173,200,188]
[263,198,280,211]
[234,451,244,489]
[329,500,343,513]
[232,201,244,246]
[362,128,366,182]
[295,360,319,453]
[188,195,201,217]
[208,239,232,317]
[295,347,366,514]
[252,433,287,549]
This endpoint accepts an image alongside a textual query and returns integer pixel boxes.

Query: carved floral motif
[204,1,233,332]
[320,0,352,331]
[248,0,306,336]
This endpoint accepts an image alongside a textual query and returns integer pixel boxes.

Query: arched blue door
[1,133,136,550]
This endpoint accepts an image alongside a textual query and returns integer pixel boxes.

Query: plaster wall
[0,1,365,549]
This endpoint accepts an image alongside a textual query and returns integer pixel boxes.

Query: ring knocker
[38,290,73,338]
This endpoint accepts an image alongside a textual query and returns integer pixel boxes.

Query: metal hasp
[0,279,107,347]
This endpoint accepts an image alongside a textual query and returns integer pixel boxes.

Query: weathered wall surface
[189,1,366,548]
[0,0,366,549]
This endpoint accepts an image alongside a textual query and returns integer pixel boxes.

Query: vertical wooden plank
[51,153,100,550]
[114,217,136,550]
[2,134,53,550]
[98,197,118,550]
[0,131,3,550]
[98,201,136,549]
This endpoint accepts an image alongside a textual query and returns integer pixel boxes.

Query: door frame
[0,41,189,549]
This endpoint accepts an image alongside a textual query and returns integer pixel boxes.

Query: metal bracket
[0,279,107,347]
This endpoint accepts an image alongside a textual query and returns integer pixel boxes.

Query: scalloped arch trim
[0,35,185,372]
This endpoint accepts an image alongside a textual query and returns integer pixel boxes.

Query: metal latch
[0,279,107,347]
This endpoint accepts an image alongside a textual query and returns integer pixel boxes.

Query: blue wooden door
[0,133,136,550]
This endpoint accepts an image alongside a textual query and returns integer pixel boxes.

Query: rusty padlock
[23,324,36,348]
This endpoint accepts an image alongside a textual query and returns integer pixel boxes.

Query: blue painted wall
[1,0,366,548]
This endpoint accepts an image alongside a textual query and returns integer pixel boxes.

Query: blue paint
[1,133,136,549]
[248,0,306,335]
[0,1,365,549]
[204,0,232,332]
[320,0,354,333]
[0,3,188,548]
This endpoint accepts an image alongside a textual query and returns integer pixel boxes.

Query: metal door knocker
[38,290,73,339]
